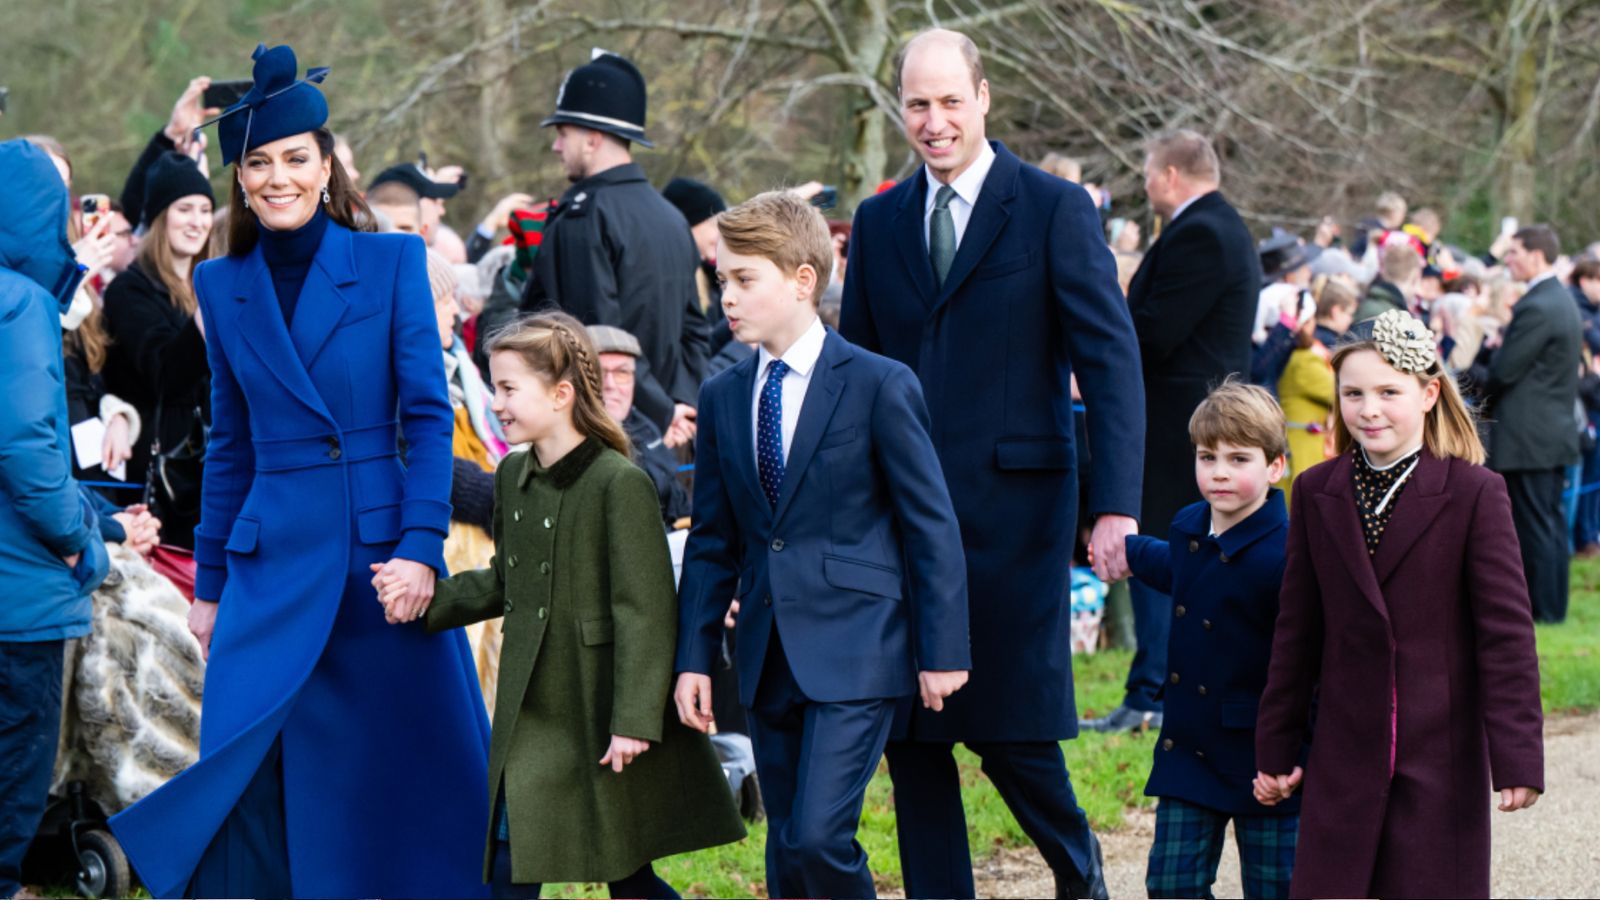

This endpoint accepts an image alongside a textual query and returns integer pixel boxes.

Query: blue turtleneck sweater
[257,206,328,327]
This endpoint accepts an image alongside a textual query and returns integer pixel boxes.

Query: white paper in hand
[71,417,106,471]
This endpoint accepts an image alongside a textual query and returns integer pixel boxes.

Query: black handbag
[142,398,208,522]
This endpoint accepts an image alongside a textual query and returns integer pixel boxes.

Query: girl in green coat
[378,312,743,897]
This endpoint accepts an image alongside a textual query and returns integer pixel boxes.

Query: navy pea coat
[1125,491,1298,816]
[840,142,1145,740]
[110,223,491,898]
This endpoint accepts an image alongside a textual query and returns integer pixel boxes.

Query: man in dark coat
[1489,225,1583,622]
[841,29,1144,899]
[521,51,709,438]
[1084,130,1257,735]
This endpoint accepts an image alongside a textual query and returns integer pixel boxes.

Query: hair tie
[1370,309,1438,374]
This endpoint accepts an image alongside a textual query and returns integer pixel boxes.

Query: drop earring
[240,187,249,210]
[322,185,331,205]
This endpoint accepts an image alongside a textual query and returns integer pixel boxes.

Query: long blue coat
[110,223,491,898]
[840,142,1145,741]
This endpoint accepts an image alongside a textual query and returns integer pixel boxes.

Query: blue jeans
[0,640,65,898]
[1125,579,1172,712]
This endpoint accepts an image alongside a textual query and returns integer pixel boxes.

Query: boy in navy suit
[1117,381,1300,899]
[674,191,971,899]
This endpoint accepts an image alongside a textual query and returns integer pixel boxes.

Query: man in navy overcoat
[840,29,1145,899]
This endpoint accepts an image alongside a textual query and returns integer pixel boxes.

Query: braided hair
[487,311,631,457]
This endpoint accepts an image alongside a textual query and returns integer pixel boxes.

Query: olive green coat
[428,439,744,884]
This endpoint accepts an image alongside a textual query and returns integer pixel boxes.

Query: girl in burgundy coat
[1254,309,1544,898]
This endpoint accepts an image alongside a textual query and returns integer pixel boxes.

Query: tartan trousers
[1146,796,1298,900]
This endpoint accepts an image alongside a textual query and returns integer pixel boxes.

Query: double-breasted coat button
[1197,685,1208,696]
[538,607,547,619]
[1161,738,1174,751]
[513,510,522,522]
[1169,672,1180,684]
[539,561,551,574]
[763,595,773,607]
[1202,619,1213,630]
[1195,749,1206,759]
[1175,605,1187,617]
[326,437,341,460]
[543,517,553,528]
[508,556,518,568]
[1219,553,1231,564]
[1188,540,1199,552]
[504,598,514,613]
[770,539,785,552]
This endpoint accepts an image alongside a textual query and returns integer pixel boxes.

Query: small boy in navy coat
[674,191,971,900]
[1119,381,1300,900]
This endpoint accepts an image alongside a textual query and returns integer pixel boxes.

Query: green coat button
[544,517,554,528]
[508,556,518,568]
[504,599,515,613]
[540,561,551,574]
[538,607,547,619]
[513,510,523,522]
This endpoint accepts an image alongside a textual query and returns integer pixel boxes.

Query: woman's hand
[112,505,162,556]
[599,735,650,773]
[73,215,116,276]
[102,414,133,474]
[1499,786,1541,812]
[189,599,218,659]
[369,559,436,624]
[165,77,220,155]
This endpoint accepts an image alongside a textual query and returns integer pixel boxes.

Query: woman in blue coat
[109,45,490,899]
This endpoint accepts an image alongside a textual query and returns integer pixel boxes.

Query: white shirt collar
[1170,191,1207,223]
[924,141,996,210]
[756,316,827,379]
[1527,270,1557,290]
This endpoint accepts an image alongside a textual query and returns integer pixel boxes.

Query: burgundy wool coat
[1256,449,1544,899]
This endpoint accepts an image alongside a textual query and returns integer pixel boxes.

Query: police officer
[521,50,708,440]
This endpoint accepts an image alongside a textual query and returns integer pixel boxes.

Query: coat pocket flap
[995,437,1074,471]
[975,251,1035,280]
[1220,698,1260,729]
[818,426,858,450]
[581,617,615,646]
[224,517,261,555]
[356,504,403,546]
[822,555,903,600]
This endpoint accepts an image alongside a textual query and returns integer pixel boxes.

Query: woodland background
[4,0,1598,249]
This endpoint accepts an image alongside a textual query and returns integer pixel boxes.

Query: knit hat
[506,201,558,286]
[541,50,652,147]
[662,178,725,227]
[587,324,643,358]
[203,44,330,166]
[141,152,214,227]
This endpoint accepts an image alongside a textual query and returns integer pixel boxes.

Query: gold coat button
[1188,540,1199,552]
[1169,672,1180,684]
[1198,685,1208,696]
[1162,738,1174,751]
[1175,605,1187,617]
[1219,553,1231,564]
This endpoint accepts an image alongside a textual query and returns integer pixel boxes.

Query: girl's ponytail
[487,312,632,458]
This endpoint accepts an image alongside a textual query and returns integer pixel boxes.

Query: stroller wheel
[72,829,129,899]
[739,771,765,823]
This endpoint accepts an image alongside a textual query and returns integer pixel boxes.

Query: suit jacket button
[771,539,785,552]
[1175,605,1186,617]
[1161,738,1174,751]
[1219,553,1230,564]
[1188,540,1199,552]
[764,595,773,607]
[1169,672,1180,684]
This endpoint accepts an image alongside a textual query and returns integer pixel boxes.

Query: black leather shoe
[1078,704,1162,733]
[1055,831,1109,899]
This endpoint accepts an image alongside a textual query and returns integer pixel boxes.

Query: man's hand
[674,673,714,733]
[369,559,437,624]
[663,403,698,448]
[1089,514,1137,582]
[189,599,218,659]
[165,77,220,155]
[918,670,969,712]
[1253,767,1303,806]
[1499,786,1540,812]
[599,735,651,773]
[480,192,537,235]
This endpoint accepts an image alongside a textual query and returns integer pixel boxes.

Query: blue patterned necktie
[758,358,790,507]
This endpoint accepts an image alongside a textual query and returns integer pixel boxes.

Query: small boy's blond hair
[1189,379,1288,462]
[716,190,834,291]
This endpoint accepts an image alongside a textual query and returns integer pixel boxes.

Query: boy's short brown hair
[716,190,834,290]
[1189,379,1288,462]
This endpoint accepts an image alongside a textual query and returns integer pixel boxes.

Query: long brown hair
[1329,341,1485,465]
[227,127,373,256]
[137,206,214,316]
[62,309,110,373]
[486,312,631,457]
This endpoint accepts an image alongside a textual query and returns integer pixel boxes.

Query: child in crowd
[1123,380,1299,899]
[377,312,743,898]
[673,191,970,899]
[1255,309,1545,898]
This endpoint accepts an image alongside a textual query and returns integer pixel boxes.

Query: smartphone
[1500,216,1519,238]
[202,79,254,110]
[80,193,112,232]
[809,186,838,210]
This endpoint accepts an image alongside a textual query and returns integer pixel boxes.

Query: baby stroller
[21,545,204,897]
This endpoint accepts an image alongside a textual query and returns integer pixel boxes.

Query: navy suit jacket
[675,328,970,705]
[840,142,1145,740]
[1126,491,1298,816]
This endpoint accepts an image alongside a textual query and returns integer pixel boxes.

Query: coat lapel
[890,175,938,310]
[232,248,334,423]
[1311,453,1390,623]
[288,223,357,371]
[1371,451,1451,585]
[772,332,849,525]
[932,143,1017,312]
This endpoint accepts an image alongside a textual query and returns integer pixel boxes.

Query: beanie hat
[662,178,725,227]
[142,152,214,227]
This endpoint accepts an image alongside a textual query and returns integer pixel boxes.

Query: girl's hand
[1499,786,1540,812]
[1254,767,1303,805]
[599,735,650,773]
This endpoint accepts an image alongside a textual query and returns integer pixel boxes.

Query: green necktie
[929,185,956,288]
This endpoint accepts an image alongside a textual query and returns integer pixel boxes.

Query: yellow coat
[1278,344,1336,503]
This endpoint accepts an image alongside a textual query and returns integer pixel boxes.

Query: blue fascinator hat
[200,44,330,166]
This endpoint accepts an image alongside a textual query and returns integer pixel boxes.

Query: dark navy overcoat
[111,223,491,898]
[1126,491,1299,816]
[840,142,1145,741]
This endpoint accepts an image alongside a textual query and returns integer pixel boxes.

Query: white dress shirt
[751,316,828,466]
[923,141,997,251]
[1526,270,1557,291]
[1169,192,1205,224]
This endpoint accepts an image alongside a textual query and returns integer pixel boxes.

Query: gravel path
[973,712,1600,898]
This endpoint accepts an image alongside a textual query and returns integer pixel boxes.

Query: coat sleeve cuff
[401,498,453,536]
[393,528,448,576]
[193,529,228,570]
[194,563,228,603]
